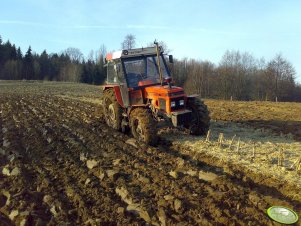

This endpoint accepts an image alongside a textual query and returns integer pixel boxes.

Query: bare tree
[252,57,267,100]
[266,54,296,101]
[3,60,22,80]
[98,44,107,62]
[121,34,136,50]
[87,50,94,62]
[63,47,83,63]
[59,63,82,82]
[183,60,214,97]
[172,57,188,87]
[218,50,256,100]
[147,40,171,54]
[87,44,107,63]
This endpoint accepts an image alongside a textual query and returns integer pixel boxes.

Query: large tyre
[185,98,210,135]
[130,108,158,145]
[103,89,122,131]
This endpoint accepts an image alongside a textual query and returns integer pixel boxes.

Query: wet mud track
[1,94,300,225]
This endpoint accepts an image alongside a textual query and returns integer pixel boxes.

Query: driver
[127,72,143,87]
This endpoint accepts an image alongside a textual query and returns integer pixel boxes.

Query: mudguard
[187,94,199,99]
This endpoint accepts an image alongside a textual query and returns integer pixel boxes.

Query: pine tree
[80,62,90,83]
[23,46,34,79]
[17,47,22,60]
[11,44,17,60]
[39,50,50,80]
[50,53,60,81]
[0,35,3,65]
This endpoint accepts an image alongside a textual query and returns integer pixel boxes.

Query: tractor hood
[143,85,187,114]
[144,85,185,98]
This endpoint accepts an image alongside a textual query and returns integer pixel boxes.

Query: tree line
[0,35,106,84]
[1,34,301,102]
[172,51,301,102]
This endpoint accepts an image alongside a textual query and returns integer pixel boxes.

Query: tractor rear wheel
[130,108,158,145]
[186,98,210,135]
[103,89,122,131]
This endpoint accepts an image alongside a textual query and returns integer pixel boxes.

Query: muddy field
[0,81,301,225]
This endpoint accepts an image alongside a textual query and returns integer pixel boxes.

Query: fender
[187,94,199,100]
[102,85,124,108]
[186,94,202,106]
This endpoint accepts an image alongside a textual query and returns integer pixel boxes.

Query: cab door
[115,63,130,107]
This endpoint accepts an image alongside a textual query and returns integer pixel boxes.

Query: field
[206,99,301,141]
[1,81,301,225]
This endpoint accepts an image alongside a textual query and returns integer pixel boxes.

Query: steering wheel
[137,73,145,80]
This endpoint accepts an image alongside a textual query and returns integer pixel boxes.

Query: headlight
[171,101,176,107]
[179,100,184,106]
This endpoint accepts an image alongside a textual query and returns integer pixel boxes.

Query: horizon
[1,0,301,82]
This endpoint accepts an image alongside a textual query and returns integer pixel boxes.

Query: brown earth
[0,81,301,225]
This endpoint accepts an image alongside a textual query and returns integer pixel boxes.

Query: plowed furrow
[17,97,142,225]
[30,100,268,224]
[32,99,273,224]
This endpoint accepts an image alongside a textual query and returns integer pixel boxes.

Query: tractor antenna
[154,40,163,86]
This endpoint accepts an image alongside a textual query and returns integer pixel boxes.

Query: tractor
[102,42,210,145]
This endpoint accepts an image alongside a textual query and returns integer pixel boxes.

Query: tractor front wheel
[103,89,122,131]
[130,108,158,145]
[185,98,210,135]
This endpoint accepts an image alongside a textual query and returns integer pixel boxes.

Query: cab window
[107,62,117,83]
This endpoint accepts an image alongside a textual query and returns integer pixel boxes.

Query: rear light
[171,101,176,107]
[179,100,184,106]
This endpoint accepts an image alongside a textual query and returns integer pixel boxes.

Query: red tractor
[102,42,210,145]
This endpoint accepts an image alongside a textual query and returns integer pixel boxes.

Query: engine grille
[159,98,166,111]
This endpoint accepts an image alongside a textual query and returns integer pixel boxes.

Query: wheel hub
[136,124,144,140]
[107,104,116,126]
[134,120,145,141]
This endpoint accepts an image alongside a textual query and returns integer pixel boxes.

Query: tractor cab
[122,53,170,88]
[106,47,171,88]
[105,46,174,107]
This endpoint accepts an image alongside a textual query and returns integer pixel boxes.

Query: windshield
[123,55,169,88]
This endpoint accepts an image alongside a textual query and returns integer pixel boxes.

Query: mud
[0,82,300,225]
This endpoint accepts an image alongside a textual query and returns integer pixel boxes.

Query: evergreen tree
[39,50,51,80]
[17,47,22,60]
[81,62,91,83]
[0,36,3,65]
[11,44,17,60]
[50,53,60,81]
[2,40,12,62]
[23,46,34,79]
[94,62,105,85]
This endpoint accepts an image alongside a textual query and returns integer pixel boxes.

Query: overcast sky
[1,0,301,82]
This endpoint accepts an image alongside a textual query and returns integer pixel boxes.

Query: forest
[1,34,301,102]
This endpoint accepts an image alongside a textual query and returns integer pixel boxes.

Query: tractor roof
[106,46,163,61]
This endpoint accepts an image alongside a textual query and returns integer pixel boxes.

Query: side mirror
[169,55,174,64]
